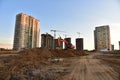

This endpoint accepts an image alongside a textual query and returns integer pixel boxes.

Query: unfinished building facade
[13,13,40,50]
[94,25,111,51]
[76,38,84,50]
[41,33,53,49]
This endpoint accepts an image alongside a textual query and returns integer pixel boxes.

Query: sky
[0,0,120,50]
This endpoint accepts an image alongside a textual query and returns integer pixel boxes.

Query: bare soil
[0,48,120,80]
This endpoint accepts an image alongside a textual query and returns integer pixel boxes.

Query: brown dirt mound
[50,49,85,58]
[0,48,86,80]
[19,48,86,58]
[19,48,53,59]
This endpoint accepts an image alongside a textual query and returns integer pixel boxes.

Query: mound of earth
[50,49,85,58]
[0,48,86,80]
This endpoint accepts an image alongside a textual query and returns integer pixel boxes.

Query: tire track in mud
[61,53,120,80]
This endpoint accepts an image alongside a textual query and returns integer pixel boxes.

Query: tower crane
[77,32,81,38]
[50,30,66,49]
[63,34,71,38]
[50,30,66,39]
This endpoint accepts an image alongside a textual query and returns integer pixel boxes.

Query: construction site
[0,13,120,80]
[0,48,120,80]
[0,27,120,80]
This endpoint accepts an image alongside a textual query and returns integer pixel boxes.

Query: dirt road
[0,49,120,80]
[61,52,120,80]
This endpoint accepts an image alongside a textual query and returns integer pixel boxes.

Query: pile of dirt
[0,51,18,54]
[20,48,53,59]
[50,49,85,58]
[0,48,86,80]
[19,48,86,58]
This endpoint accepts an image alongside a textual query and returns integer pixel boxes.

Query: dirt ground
[0,48,120,80]
[58,52,120,80]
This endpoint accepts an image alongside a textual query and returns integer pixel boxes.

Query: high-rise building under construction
[13,13,40,50]
[94,25,111,51]
[41,33,53,49]
[76,38,84,50]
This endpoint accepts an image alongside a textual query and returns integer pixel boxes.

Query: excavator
[57,37,75,49]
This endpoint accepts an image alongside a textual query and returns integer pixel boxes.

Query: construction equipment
[63,34,71,38]
[77,32,81,38]
[50,30,66,39]
[50,30,66,49]
[58,37,75,49]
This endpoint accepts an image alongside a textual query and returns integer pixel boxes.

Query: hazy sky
[0,0,120,50]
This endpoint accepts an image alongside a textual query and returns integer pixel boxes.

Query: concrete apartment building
[94,25,111,51]
[41,33,63,49]
[41,33,53,49]
[13,13,40,50]
[76,38,84,50]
